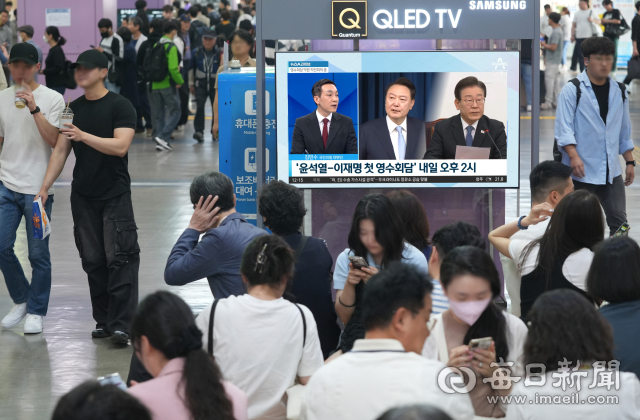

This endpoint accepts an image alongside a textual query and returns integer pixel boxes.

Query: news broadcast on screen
[275,51,520,188]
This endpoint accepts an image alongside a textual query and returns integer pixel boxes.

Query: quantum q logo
[332,1,368,39]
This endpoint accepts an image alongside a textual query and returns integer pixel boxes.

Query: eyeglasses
[462,98,486,106]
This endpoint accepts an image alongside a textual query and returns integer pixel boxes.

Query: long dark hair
[521,190,604,288]
[347,194,405,267]
[130,292,235,420]
[440,246,509,362]
[524,289,614,370]
[387,190,431,250]
[587,236,640,303]
[45,26,66,46]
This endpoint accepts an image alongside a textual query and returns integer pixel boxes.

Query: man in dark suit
[359,77,427,160]
[425,76,506,160]
[290,79,357,155]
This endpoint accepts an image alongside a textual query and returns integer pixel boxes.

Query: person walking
[560,8,572,67]
[541,12,564,109]
[571,0,597,73]
[41,26,67,95]
[189,29,219,142]
[556,36,634,236]
[37,49,139,344]
[623,1,640,90]
[601,0,624,72]
[95,18,124,93]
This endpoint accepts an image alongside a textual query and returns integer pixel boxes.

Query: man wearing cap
[36,49,139,345]
[189,28,219,142]
[0,43,64,334]
[17,25,42,82]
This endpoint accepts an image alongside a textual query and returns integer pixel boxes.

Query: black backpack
[63,59,77,89]
[553,78,627,162]
[142,42,175,82]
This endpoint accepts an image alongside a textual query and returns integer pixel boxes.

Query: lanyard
[202,51,215,91]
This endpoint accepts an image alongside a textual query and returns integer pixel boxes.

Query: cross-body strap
[569,78,581,110]
[293,303,307,347]
[207,299,220,356]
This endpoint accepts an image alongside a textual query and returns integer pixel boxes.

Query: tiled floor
[1,73,639,419]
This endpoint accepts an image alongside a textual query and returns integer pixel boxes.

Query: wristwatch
[626,160,636,167]
[30,106,40,115]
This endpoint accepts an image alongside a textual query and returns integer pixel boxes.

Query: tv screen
[275,51,520,188]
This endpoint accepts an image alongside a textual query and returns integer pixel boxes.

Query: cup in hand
[14,85,27,109]
[59,109,74,129]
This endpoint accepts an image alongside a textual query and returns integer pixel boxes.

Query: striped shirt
[431,279,449,315]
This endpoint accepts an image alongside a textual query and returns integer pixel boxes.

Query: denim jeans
[0,183,54,316]
[574,175,626,237]
[151,86,181,141]
[71,190,140,333]
[521,63,532,106]
[560,40,569,66]
[104,78,121,94]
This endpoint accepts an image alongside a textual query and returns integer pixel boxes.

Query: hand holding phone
[348,255,369,270]
[613,223,630,237]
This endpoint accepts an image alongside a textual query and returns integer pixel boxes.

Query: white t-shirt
[195,295,324,420]
[508,239,593,291]
[561,14,572,41]
[574,9,595,39]
[505,370,640,419]
[0,85,64,195]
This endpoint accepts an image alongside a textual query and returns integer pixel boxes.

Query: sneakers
[146,128,153,138]
[1,303,27,329]
[193,131,204,142]
[92,328,111,338]
[24,314,43,334]
[540,102,554,110]
[110,331,129,345]
[526,104,532,112]
[154,137,173,151]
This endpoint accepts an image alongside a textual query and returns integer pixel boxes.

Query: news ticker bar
[289,176,508,184]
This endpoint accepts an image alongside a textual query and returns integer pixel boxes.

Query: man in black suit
[424,76,507,160]
[290,79,357,155]
[359,77,427,160]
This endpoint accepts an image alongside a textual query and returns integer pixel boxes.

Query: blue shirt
[431,279,450,315]
[555,70,633,185]
[333,242,428,290]
[26,40,43,66]
[164,212,267,298]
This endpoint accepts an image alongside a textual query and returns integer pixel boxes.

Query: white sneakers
[24,314,44,334]
[1,303,27,329]
[1,303,44,334]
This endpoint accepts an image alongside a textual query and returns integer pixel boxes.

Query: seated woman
[423,246,528,418]
[258,180,341,359]
[128,291,248,420]
[195,235,324,420]
[488,190,604,321]
[387,189,432,261]
[587,236,640,380]
[334,193,428,353]
[506,289,640,419]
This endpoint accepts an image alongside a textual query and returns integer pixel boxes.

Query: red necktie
[322,118,329,149]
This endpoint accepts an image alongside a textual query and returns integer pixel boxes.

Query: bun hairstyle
[240,235,295,288]
[130,291,235,420]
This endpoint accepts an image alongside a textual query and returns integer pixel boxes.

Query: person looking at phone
[301,263,474,420]
[422,246,527,418]
[506,289,640,419]
[334,193,428,354]
[428,222,486,315]
[489,190,605,321]
[587,237,640,380]
[128,291,248,420]
[196,235,324,420]
[0,42,64,334]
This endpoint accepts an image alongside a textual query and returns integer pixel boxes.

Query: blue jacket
[189,46,220,87]
[164,212,267,298]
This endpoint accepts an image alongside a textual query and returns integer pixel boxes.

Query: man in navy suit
[290,79,357,155]
[424,76,507,160]
[359,77,427,160]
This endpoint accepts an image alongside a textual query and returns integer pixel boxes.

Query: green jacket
[151,36,184,90]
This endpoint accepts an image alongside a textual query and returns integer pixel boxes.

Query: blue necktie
[465,126,474,147]
[396,126,406,160]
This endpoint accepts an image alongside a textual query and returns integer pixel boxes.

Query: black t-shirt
[591,79,609,125]
[69,92,137,200]
[603,9,622,37]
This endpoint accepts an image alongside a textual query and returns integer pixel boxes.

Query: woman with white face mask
[422,246,527,419]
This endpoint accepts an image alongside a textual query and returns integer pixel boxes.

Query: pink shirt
[128,357,248,420]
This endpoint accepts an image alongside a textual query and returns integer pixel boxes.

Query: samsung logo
[469,1,527,9]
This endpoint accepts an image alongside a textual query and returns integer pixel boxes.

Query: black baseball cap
[8,42,38,65]
[202,28,216,39]
[70,49,109,70]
